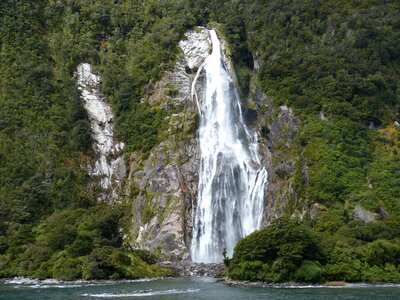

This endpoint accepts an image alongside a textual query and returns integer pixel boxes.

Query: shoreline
[223,278,400,288]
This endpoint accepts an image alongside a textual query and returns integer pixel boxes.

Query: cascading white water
[191,30,268,263]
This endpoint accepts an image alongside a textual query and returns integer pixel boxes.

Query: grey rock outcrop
[179,29,211,70]
[353,204,378,223]
[309,203,328,218]
[76,63,126,203]
[249,86,299,226]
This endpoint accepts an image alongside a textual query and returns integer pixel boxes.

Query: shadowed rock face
[76,63,126,203]
[250,85,300,226]
[128,27,211,262]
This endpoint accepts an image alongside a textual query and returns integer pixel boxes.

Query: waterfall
[191,30,268,263]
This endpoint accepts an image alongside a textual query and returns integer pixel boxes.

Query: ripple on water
[271,283,400,289]
[2,277,159,289]
[81,288,200,297]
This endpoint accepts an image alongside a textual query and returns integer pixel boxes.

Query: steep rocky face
[179,29,212,70]
[76,63,126,202]
[127,27,211,261]
[129,28,286,262]
[76,28,301,259]
[249,84,300,225]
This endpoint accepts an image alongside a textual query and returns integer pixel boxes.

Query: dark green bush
[229,218,322,282]
[294,261,326,283]
[52,256,82,281]
[228,216,400,283]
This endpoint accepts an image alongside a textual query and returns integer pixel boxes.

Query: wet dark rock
[251,86,299,226]
[377,205,388,220]
[165,262,227,278]
[243,108,258,124]
[363,117,382,128]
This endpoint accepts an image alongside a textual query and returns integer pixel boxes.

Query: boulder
[353,204,378,223]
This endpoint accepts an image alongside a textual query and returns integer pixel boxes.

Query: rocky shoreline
[3,275,400,289]
[223,278,400,288]
[159,262,227,278]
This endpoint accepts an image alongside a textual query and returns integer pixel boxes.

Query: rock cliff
[248,71,300,225]
[126,27,211,261]
[81,26,302,261]
[126,27,297,261]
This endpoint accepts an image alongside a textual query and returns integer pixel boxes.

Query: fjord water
[191,30,268,263]
[1,277,399,300]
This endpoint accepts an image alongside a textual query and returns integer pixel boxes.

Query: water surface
[1,277,399,299]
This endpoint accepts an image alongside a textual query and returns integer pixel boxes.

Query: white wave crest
[3,277,159,288]
[81,288,200,297]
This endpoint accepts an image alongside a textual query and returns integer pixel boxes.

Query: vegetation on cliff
[193,0,400,214]
[0,203,171,280]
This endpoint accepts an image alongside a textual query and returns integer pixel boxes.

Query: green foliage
[229,219,322,282]
[0,204,171,280]
[228,260,274,282]
[52,256,82,281]
[36,210,81,251]
[0,0,95,227]
[294,261,326,283]
[229,215,400,283]
[82,246,129,280]
[131,249,157,265]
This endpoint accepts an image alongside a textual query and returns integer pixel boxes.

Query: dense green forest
[1,0,400,282]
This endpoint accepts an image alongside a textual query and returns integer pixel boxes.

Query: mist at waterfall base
[191,30,268,263]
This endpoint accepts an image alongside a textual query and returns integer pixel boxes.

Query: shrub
[294,260,326,283]
[52,256,82,281]
[229,218,322,282]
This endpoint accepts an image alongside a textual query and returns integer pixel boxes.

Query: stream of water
[191,29,268,263]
